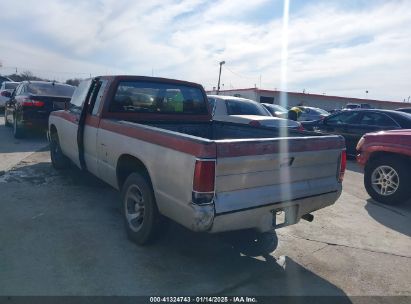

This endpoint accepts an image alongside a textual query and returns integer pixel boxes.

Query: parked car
[5,81,75,137]
[0,81,19,109]
[0,76,12,87]
[344,103,360,110]
[208,95,303,130]
[296,106,330,121]
[343,103,372,111]
[261,103,288,118]
[49,75,346,246]
[301,109,411,156]
[396,108,411,114]
[357,130,411,204]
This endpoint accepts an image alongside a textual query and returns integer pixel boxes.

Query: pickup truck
[357,129,411,204]
[48,75,346,245]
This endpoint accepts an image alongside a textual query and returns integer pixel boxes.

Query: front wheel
[364,156,411,205]
[121,172,161,245]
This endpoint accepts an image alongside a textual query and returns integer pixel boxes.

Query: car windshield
[265,104,287,113]
[226,99,270,116]
[346,104,360,109]
[313,108,329,115]
[27,83,75,97]
[4,82,19,90]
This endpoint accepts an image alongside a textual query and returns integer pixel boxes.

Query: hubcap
[125,185,145,232]
[371,165,399,196]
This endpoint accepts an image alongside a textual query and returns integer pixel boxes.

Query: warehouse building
[207,88,410,111]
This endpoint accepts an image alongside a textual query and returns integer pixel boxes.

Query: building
[207,88,410,111]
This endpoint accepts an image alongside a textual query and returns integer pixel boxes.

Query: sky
[0,0,410,102]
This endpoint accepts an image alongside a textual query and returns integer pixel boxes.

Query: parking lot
[0,113,410,298]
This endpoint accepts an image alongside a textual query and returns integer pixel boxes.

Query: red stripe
[216,137,345,157]
[51,111,78,124]
[85,115,100,128]
[99,119,216,158]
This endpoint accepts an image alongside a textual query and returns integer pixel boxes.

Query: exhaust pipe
[301,213,314,222]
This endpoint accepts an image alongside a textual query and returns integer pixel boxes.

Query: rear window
[5,82,19,90]
[28,83,75,97]
[110,81,207,114]
[226,99,270,116]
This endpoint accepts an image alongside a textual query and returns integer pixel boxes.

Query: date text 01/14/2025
[149,297,257,303]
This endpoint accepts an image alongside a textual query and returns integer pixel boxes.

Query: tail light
[338,150,347,182]
[22,99,45,107]
[192,159,215,205]
[249,120,261,127]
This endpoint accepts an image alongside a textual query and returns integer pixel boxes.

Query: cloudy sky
[0,0,410,101]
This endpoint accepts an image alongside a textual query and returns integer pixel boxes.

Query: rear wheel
[50,131,70,170]
[13,116,24,138]
[121,172,161,245]
[364,156,411,204]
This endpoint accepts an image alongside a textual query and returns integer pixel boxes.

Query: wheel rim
[124,185,145,232]
[371,165,399,196]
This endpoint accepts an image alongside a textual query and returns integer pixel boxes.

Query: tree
[65,78,82,86]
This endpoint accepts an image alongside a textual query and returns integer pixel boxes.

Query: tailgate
[213,135,345,214]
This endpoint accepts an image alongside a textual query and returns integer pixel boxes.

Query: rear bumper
[191,188,342,233]
[21,112,50,129]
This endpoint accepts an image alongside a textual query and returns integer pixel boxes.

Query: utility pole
[217,61,225,95]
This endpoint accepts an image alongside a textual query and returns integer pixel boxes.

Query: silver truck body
[49,76,345,235]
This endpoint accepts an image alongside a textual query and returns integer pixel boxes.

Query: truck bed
[106,119,344,232]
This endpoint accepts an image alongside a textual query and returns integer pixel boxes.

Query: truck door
[59,79,94,167]
[81,79,109,176]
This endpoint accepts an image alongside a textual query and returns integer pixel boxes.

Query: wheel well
[50,124,57,134]
[116,155,152,189]
[368,151,411,166]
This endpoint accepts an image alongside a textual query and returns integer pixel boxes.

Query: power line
[224,65,259,80]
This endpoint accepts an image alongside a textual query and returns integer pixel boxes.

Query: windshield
[264,104,287,113]
[313,108,329,115]
[346,104,360,109]
[226,99,270,116]
[28,83,75,97]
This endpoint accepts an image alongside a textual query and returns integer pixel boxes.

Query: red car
[357,129,411,204]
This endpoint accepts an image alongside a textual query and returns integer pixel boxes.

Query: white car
[0,81,19,109]
[207,95,303,130]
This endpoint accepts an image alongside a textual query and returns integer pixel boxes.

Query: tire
[5,117,10,127]
[121,172,161,245]
[13,116,24,138]
[50,131,70,170]
[364,156,411,205]
[4,111,11,127]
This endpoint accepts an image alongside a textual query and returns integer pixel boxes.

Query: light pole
[217,61,225,95]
